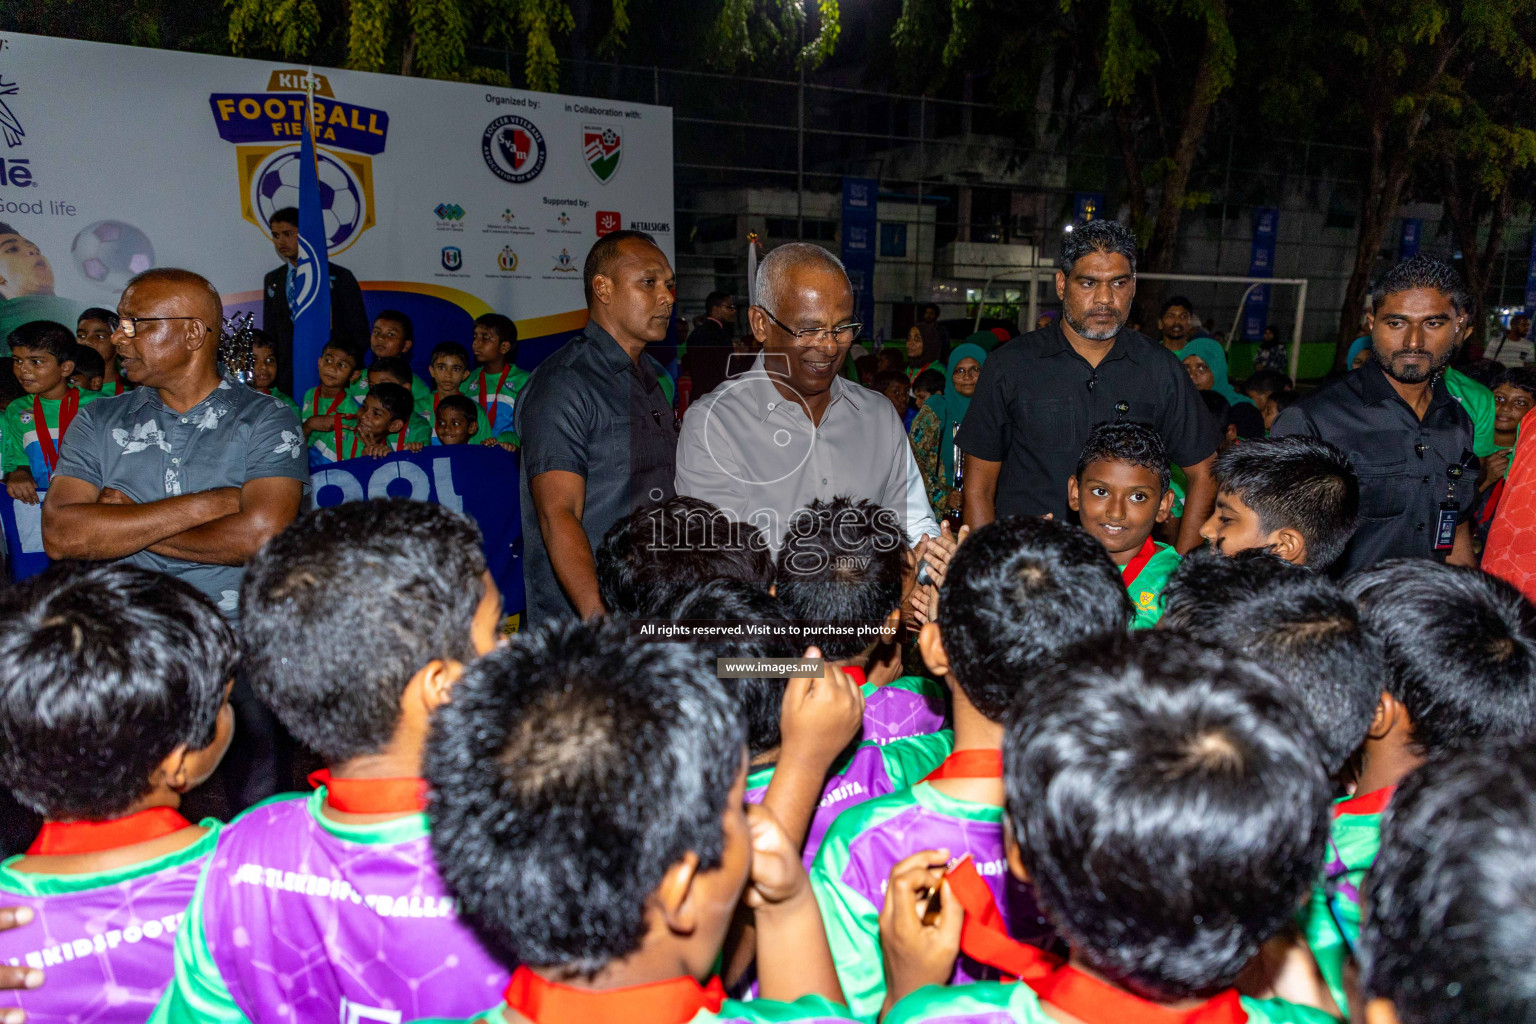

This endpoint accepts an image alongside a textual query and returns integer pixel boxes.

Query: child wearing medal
[463,312,528,448]
[0,564,237,1022]
[3,320,100,504]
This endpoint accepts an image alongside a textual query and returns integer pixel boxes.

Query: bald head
[123,268,223,326]
[755,243,849,315]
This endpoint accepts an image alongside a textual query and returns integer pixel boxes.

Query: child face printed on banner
[430,354,470,394]
[435,405,473,445]
[251,344,278,390]
[0,231,55,299]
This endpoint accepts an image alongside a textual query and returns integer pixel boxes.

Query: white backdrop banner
[0,32,674,367]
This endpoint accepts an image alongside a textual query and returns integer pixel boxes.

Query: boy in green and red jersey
[3,319,100,504]
[416,617,854,1024]
[347,310,434,419]
[426,341,494,445]
[811,517,1133,1019]
[461,312,528,447]
[1067,422,1180,628]
[0,563,237,1024]
[299,338,363,439]
[878,632,1338,1024]
[76,307,128,396]
[310,383,427,464]
[247,331,301,420]
[1287,559,1536,1014]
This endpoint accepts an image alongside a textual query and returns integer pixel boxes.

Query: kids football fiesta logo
[209,70,385,255]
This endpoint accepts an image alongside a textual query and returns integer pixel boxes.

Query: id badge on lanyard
[1434,450,1476,551]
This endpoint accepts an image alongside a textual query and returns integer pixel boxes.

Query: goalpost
[970,268,1312,380]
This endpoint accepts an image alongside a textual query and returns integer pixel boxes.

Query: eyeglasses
[114,315,211,338]
[952,365,982,379]
[757,306,861,345]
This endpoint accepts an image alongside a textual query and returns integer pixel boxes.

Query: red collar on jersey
[27,806,192,856]
[501,965,726,1024]
[308,769,428,814]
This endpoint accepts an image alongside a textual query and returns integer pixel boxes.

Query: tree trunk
[1335,41,1458,367]
[1445,179,1511,352]
[1142,34,1221,275]
[1111,105,1148,229]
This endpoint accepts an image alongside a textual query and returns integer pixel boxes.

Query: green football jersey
[1445,367,1498,458]
[2,388,103,488]
[460,364,531,445]
[256,387,302,421]
[1126,541,1181,629]
[884,978,1337,1024]
[298,387,361,434]
[1299,786,1392,1015]
[349,368,435,421]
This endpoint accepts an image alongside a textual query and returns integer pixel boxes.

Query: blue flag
[289,108,332,401]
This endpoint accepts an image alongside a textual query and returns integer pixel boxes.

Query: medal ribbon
[33,388,80,473]
[27,806,191,855]
[1120,535,1159,587]
[501,965,726,1024]
[308,769,428,814]
[478,365,511,419]
[1332,785,1394,820]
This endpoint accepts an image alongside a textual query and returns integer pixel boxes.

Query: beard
[1064,304,1126,342]
[1376,344,1452,384]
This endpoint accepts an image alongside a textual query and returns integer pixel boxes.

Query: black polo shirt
[515,322,678,624]
[1271,360,1477,578]
[956,324,1219,520]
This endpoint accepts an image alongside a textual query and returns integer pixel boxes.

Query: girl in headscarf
[905,323,946,380]
[1176,337,1255,407]
[909,341,987,517]
[1346,336,1372,370]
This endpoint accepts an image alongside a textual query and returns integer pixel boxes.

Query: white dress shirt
[675,355,940,548]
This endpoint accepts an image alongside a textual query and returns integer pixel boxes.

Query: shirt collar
[583,320,641,375]
[1357,357,1456,411]
[128,378,240,416]
[1039,321,1138,363]
[744,354,861,422]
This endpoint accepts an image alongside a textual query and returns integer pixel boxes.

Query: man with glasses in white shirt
[675,242,940,550]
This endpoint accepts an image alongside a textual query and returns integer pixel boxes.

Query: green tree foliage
[223,0,626,91]
[706,0,842,71]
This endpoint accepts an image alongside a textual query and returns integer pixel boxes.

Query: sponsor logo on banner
[210,69,386,254]
[434,203,464,221]
[497,247,519,272]
[557,211,570,226]
[482,116,547,184]
[631,220,671,233]
[582,125,622,183]
[552,249,579,272]
[441,246,462,271]
[596,210,621,237]
[0,75,27,148]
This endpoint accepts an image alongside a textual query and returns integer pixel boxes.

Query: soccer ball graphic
[70,220,154,294]
[253,148,365,252]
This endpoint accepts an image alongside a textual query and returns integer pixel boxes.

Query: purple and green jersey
[150,790,511,1023]
[460,365,530,445]
[0,822,220,1023]
[412,993,856,1023]
[810,783,1054,1020]
[883,978,1339,1024]
[1299,787,1391,1014]
[745,731,953,872]
[861,676,948,746]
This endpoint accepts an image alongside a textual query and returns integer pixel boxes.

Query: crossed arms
[42,475,304,565]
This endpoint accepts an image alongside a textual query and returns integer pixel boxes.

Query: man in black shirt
[261,206,370,395]
[516,230,678,623]
[958,220,1219,551]
[1272,254,1477,576]
[682,290,738,399]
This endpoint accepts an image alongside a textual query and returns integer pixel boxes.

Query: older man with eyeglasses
[40,267,309,617]
[675,242,939,550]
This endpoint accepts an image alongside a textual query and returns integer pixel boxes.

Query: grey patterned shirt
[52,379,310,613]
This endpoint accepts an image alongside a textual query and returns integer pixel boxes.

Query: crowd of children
[3,358,1536,1024]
